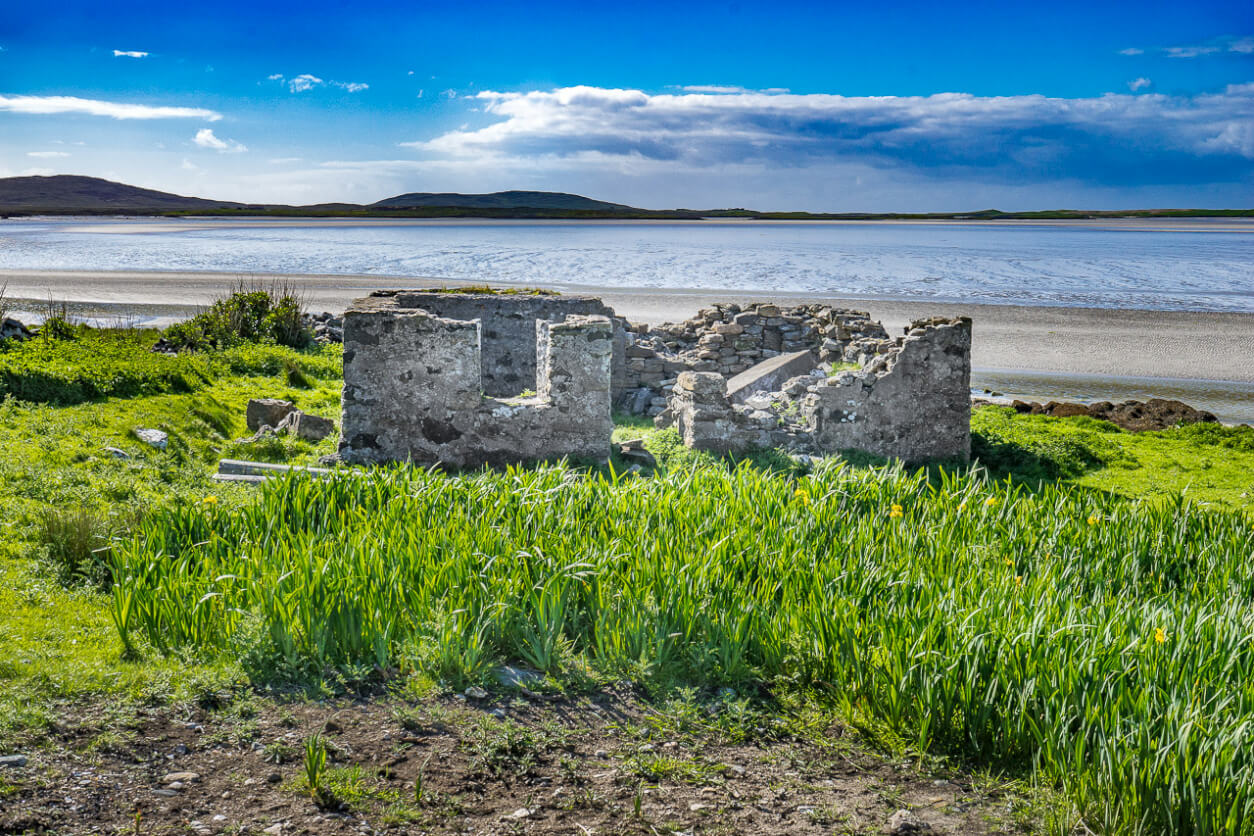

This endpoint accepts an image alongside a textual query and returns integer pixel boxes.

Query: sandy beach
[5,267,1253,422]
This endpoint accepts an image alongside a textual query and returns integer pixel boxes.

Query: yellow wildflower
[1003,557,1014,567]
[984,496,998,507]
[1155,628,1167,645]
[1014,575,1022,586]
[202,495,219,505]
[793,488,811,506]
[1087,514,1100,526]
[889,503,904,519]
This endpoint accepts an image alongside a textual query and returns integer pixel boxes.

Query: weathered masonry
[339,291,614,468]
[660,317,973,464]
[361,290,622,397]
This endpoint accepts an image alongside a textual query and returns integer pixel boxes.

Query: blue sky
[1,0,1251,210]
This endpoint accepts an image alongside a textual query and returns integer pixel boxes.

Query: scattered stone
[594,749,609,759]
[886,809,934,834]
[494,665,544,688]
[464,685,489,700]
[246,398,297,432]
[0,754,27,768]
[151,788,179,797]
[504,807,533,820]
[262,824,284,835]
[103,446,130,459]
[689,802,713,812]
[134,428,169,450]
[266,771,282,784]
[162,771,200,784]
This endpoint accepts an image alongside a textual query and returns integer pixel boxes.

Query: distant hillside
[2,175,1248,220]
[0,175,243,213]
[370,190,637,212]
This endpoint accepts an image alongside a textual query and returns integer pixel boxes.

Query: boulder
[0,318,32,342]
[246,398,296,432]
[133,429,168,450]
[285,411,336,442]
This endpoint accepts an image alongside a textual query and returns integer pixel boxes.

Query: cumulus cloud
[0,94,220,120]
[193,128,247,153]
[333,81,369,93]
[27,150,70,158]
[1127,77,1152,92]
[402,84,1254,186]
[287,74,323,93]
[113,49,149,58]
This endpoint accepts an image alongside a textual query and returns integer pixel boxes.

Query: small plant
[37,506,125,588]
[303,734,328,802]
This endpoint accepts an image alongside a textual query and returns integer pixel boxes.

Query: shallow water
[2,216,1253,312]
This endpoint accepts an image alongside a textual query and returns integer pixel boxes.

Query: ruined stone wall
[339,292,613,468]
[664,317,972,464]
[364,290,621,397]
[618,303,889,416]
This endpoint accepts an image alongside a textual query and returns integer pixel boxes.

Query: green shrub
[161,285,312,351]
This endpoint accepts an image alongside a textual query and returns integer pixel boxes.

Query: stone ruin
[338,290,973,468]
[659,317,973,463]
[339,291,615,468]
[615,303,893,416]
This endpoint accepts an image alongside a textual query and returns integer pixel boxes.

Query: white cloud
[1166,45,1222,58]
[1164,35,1253,58]
[1127,77,1152,92]
[27,150,70,158]
[268,157,302,164]
[193,128,247,153]
[268,73,284,81]
[113,49,149,58]
[287,74,324,93]
[181,158,199,171]
[1118,48,1144,56]
[333,82,369,93]
[400,84,1254,187]
[0,94,220,120]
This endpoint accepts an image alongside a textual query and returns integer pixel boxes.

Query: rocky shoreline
[975,397,1221,432]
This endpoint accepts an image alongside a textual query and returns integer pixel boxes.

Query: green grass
[974,407,1254,512]
[108,459,1254,834]
[0,327,341,405]
[7,334,1254,832]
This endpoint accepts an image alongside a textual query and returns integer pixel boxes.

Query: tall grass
[111,461,1254,834]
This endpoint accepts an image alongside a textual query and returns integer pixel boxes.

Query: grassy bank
[5,328,1254,833]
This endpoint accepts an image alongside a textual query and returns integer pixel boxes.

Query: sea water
[2,216,1252,312]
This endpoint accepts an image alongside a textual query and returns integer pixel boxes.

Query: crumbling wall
[339,292,613,468]
[664,317,972,463]
[364,290,622,397]
[617,303,890,415]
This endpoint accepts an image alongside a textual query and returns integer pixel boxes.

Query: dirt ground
[0,683,1036,835]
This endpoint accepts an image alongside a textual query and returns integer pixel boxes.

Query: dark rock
[246,398,297,432]
[1002,397,1219,432]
